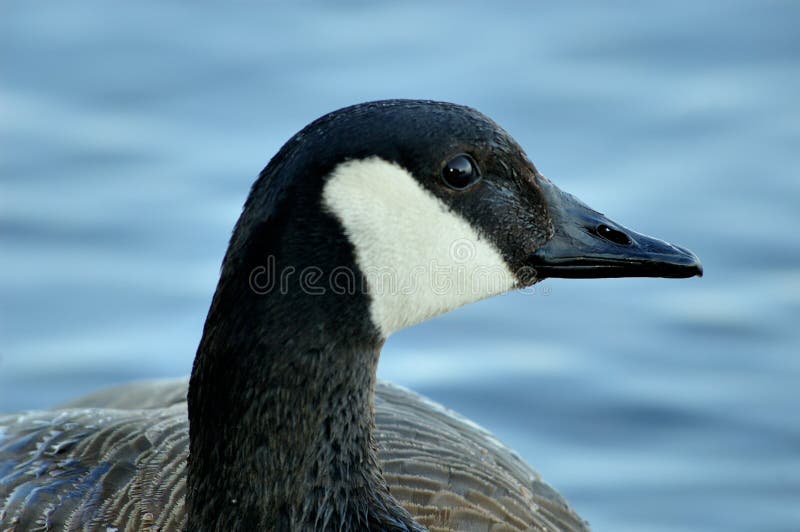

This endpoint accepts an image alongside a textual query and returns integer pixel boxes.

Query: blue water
[1,2,798,530]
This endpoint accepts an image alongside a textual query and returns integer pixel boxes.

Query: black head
[217,99,701,339]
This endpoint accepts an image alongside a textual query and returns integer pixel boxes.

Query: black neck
[185,195,422,530]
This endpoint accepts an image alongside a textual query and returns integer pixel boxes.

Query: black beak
[529,177,703,279]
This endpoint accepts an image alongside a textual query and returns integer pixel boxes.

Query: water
[1,1,798,530]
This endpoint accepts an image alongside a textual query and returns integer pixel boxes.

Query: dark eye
[442,154,481,190]
[595,224,632,245]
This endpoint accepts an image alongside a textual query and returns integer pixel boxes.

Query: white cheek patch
[322,156,517,337]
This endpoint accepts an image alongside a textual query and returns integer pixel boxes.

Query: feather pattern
[1,379,587,531]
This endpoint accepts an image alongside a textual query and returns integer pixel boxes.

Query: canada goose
[0,100,701,531]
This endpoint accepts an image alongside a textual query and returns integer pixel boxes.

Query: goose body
[0,100,701,531]
[0,380,584,531]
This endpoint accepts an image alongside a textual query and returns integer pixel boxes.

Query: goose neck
[186,282,419,530]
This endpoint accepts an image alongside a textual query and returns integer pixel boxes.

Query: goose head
[225,99,700,339]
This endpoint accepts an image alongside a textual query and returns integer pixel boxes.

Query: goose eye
[442,154,481,190]
[595,224,632,245]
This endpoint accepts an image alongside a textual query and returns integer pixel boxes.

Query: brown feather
[1,379,587,531]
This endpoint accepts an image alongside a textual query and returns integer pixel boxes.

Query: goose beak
[529,177,703,279]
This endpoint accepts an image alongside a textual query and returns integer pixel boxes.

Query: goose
[0,100,702,531]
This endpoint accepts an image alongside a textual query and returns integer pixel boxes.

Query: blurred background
[1,1,798,530]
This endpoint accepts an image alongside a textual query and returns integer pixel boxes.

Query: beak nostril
[595,224,632,246]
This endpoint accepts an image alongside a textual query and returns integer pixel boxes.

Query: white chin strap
[322,156,517,337]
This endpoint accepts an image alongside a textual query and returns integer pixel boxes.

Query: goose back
[0,380,587,531]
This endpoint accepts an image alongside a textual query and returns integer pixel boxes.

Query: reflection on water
[2,2,798,531]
